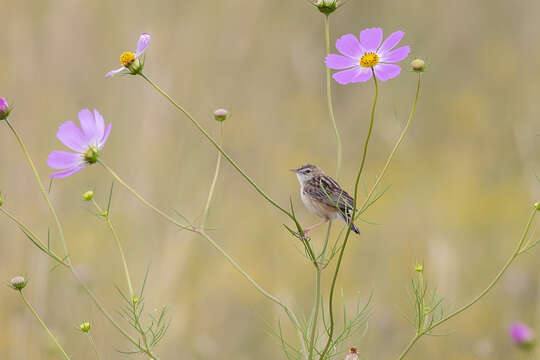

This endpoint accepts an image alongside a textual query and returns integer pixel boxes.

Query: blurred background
[1,0,540,359]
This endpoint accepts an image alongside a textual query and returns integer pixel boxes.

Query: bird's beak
[290,168,299,173]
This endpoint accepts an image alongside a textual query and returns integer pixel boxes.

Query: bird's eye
[305,169,311,173]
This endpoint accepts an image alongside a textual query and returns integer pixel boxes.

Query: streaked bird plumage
[292,164,360,234]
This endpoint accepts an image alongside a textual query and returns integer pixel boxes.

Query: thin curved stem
[324,15,342,179]
[0,207,68,266]
[5,119,70,260]
[92,199,134,297]
[397,208,537,359]
[19,291,71,360]
[86,333,101,360]
[99,160,193,232]
[201,122,223,229]
[320,73,378,360]
[138,73,294,220]
[308,268,322,360]
[3,120,154,357]
[359,73,422,215]
[100,161,308,357]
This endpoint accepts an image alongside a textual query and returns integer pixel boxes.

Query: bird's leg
[303,218,329,233]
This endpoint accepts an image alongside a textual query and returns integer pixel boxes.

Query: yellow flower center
[359,52,379,67]
[120,52,136,67]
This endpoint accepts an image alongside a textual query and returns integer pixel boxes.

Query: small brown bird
[292,164,360,234]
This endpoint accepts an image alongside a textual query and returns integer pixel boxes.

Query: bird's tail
[338,212,360,235]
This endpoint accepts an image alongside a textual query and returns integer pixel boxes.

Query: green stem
[19,291,71,360]
[138,73,294,220]
[320,73,378,360]
[5,119,70,260]
[397,208,537,359]
[324,15,342,179]
[99,160,192,232]
[0,207,68,266]
[92,199,134,297]
[201,122,223,229]
[308,268,322,360]
[100,161,307,357]
[3,120,152,356]
[319,221,333,264]
[359,73,422,215]
[86,333,101,360]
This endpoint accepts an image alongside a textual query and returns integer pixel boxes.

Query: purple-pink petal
[47,151,83,170]
[94,109,105,141]
[373,63,401,82]
[380,46,410,63]
[50,164,86,179]
[135,33,151,57]
[325,54,358,70]
[106,67,125,78]
[57,121,87,152]
[335,34,364,59]
[78,109,100,144]
[378,31,404,54]
[333,67,372,85]
[0,98,8,113]
[510,323,533,344]
[99,123,112,148]
[360,28,383,52]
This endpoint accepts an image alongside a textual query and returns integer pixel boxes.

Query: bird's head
[291,164,324,184]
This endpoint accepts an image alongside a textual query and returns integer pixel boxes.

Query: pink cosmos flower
[106,33,151,78]
[0,98,10,120]
[325,28,410,84]
[47,109,111,178]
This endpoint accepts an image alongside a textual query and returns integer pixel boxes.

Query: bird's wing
[309,175,356,216]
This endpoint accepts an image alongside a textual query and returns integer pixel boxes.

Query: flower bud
[213,108,229,122]
[82,190,94,201]
[100,210,108,217]
[534,202,540,211]
[10,276,27,291]
[510,323,535,351]
[0,98,11,120]
[345,347,359,360]
[415,263,424,273]
[0,192,4,207]
[79,321,91,333]
[313,0,339,15]
[132,295,139,304]
[411,58,426,72]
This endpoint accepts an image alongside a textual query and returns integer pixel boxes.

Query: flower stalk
[397,208,538,359]
[201,121,223,230]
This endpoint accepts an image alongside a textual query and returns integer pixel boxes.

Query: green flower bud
[132,295,139,304]
[411,58,426,72]
[82,190,94,201]
[100,210,108,217]
[79,321,91,332]
[10,276,27,291]
[534,202,540,211]
[213,108,229,122]
[0,192,4,207]
[313,0,339,15]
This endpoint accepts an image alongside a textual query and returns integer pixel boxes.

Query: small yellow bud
[79,321,91,332]
[534,202,540,211]
[82,190,94,201]
[415,263,424,273]
[100,210,108,217]
[132,295,139,304]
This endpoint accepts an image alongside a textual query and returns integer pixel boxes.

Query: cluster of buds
[0,98,11,120]
[312,0,340,15]
[9,276,27,291]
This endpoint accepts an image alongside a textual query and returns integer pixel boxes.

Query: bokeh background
[1,0,540,359]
